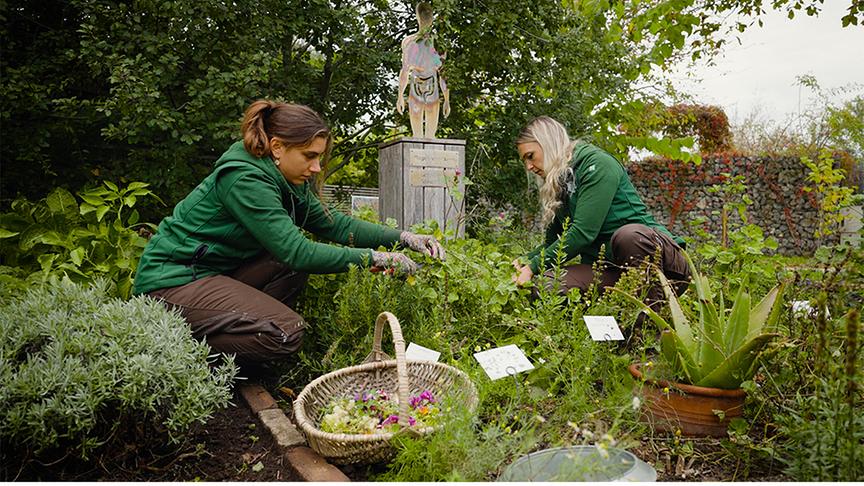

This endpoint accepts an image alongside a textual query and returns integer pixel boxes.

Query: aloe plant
[614,253,786,390]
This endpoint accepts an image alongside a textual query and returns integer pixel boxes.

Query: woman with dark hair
[133,100,443,365]
[511,116,689,305]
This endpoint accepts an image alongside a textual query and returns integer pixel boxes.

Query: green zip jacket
[525,143,682,273]
[133,142,402,295]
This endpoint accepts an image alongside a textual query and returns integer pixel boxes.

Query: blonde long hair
[516,116,578,227]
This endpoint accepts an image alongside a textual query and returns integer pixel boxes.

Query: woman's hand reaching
[372,251,419,275]
[511,259,534,286]
[400,232,446,260]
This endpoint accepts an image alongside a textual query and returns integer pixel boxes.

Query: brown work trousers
[541,223,690,304]
[148,253,308,364]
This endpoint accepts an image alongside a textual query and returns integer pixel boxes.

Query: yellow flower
[662,387,670,394]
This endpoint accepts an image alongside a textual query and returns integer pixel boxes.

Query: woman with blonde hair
[512,116,689,303]
[134,100,444,366]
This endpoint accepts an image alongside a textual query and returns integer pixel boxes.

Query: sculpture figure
[396,2,450,139]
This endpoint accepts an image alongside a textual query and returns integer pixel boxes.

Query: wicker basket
[292,311,478,465]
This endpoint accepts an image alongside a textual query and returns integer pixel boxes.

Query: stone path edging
[239,383,349,482]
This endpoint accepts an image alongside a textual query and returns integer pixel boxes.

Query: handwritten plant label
[583,315,625,341]
[473,344,534,380]
[405,342,441,362]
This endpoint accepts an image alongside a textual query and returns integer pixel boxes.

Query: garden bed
[4,391,297,482]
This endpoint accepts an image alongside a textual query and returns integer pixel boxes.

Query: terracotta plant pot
[628,363,746,437]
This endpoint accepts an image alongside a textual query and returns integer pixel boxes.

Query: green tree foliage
[2,0,860,219]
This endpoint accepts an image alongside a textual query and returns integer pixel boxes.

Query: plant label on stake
[405,342,441,362]
[583,316,624,341]
[473,344,534,380]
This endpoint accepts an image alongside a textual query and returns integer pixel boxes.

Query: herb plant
[0,279,236,462]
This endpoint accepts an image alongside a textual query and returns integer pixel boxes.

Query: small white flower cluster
[320,398,381,434]
[566,421,617,458]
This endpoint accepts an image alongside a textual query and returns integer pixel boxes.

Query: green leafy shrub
[284,224,647,480]
[0,278,237,461]
[690,175,779,290]
[766,243,864,480]
[0,181,160,298]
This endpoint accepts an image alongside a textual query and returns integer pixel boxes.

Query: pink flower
[455,169,462,176]
[380,415,400,426]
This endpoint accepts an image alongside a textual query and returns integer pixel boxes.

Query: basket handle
[362,312,411,429]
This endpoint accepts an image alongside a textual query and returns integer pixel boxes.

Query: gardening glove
[400,231,446,260]
[371,251,420,275]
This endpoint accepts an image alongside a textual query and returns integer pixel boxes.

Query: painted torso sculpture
[397,4,450,139]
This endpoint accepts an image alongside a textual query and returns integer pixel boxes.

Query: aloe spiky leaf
[695,334,778,389]
[660,329,700,384]
[724,284,751,353]
[656,269,695,353]
[684,251,713,303]
[697,292,726,375]
[608,287,672,333]
[747,281,786,338]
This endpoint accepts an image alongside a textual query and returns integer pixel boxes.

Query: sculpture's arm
[440,73,450,118]
[397,64,410,114]
[396,37,414,115]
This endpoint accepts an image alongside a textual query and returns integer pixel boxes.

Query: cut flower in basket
[320,389,442,435]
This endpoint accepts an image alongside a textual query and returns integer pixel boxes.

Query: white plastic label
[473,344,535,380]
[583,315,625,341]
[405,342,441,362]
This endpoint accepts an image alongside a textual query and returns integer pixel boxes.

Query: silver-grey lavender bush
[0,278,237,459]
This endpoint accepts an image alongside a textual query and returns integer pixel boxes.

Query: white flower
[596,442,609,459]
[632,396,641,411]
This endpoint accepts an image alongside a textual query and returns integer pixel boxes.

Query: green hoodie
[525,143,682,273]
[133,142,402,295]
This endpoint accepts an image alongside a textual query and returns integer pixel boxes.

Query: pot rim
[628,363,747,398]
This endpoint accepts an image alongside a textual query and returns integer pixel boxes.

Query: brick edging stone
[238,383,349,482]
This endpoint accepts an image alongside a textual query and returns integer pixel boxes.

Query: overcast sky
[666,1,864,125]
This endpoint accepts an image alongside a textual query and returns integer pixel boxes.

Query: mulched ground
[631,436,789,482]
[3,392,299,482]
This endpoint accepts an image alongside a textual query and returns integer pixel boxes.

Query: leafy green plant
[614,253,786,389]
[0,278,237,463]
[690,175,779,289]
[801,147,864,240]
[765,243,864,481]
[0,181,160,298]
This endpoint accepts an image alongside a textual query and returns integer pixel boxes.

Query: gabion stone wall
[628,154,838,256]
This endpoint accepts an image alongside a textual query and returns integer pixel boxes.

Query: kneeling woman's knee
[611,223,647,248]
[263,317,305,357]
